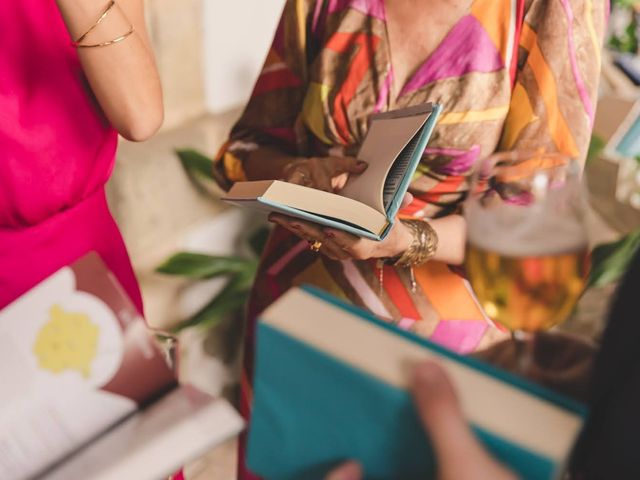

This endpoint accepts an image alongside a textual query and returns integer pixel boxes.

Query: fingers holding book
[269,209,413,262]
[269,214,351,260]
[282,156,368,192]
[325,361,517,480]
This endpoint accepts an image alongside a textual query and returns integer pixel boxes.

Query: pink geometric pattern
[401,15,504,96]
[429,319,489,354]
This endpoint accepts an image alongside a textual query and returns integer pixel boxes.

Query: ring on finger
[309,240,323,252]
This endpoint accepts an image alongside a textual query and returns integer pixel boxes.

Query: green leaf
[156,252,255,279]
[176,149,214,180]
[248,226,271,256]
[586,135,606,165]
[171,269,257,332]
[588,229,640,288]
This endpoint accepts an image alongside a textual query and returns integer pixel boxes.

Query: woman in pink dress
[0,0,163,312]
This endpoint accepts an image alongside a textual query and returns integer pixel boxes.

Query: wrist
[387,221,414,258]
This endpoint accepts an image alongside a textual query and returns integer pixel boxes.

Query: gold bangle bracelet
[76,25,135,48]
[73,0,117,46]
[394,219,438,267]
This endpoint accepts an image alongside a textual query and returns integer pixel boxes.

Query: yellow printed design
[33,305,99,378]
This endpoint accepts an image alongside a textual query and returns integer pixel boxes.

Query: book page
[226,180,388,235]
[382,127,424,210]
[41,387,244,480]
[0,254,176,479]
[340,113,429,213]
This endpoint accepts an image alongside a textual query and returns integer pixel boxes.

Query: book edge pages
[224,180,388,234]
[260,288,583,463]
[342,112,431,212]
[369,102,434,121]
[383,106,441,220]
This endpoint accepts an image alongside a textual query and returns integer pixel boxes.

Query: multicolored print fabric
[214,1,606,476]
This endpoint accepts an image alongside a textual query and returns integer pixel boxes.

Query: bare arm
[55,0,163,141]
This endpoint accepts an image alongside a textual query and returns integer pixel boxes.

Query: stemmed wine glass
[464,152,590,367]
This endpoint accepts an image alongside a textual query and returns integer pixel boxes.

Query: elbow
[118,108,164,142]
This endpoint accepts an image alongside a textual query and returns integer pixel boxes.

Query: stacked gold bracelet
[72,0,135,49]
[393,219,438,267]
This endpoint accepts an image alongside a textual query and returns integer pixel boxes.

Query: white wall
[203,0,284,114]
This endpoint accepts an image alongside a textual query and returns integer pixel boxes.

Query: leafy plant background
[157,149,269,334]
[609,0,639,54]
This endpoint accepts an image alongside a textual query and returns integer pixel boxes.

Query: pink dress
[0,1,143,312]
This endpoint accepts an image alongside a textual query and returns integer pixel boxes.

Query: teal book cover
[247,287,586,480]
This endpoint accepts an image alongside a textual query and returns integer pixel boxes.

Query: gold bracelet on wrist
[394,219,438,267]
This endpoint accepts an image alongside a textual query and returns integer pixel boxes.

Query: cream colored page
[263,289,583,462]
[340,113,428,213]
[226,180,388,234]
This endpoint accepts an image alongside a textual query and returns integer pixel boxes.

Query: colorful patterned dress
[215,0,606,477]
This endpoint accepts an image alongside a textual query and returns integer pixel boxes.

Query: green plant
[587,228,640,288]
[609,0,639,53]
[586,135,606,165]
[156,149,269,333]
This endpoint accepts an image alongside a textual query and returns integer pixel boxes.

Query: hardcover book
[247,287,586,480]
[0,252,243,480]
[223,103,442,240]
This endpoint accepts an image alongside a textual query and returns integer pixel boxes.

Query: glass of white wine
[465,152,590,365]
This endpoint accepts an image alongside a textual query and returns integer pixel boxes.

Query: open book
[0,253,244,480]
[247,287,586,480]
[223,103,442,240]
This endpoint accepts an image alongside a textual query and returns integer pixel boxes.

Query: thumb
[411,362,516,480]
[411,361,467,449]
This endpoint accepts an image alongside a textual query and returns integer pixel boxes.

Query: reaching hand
[283,156,368,192]
[325,361,517,480]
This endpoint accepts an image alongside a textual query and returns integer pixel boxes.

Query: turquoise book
[247,287,586,480]
[222,103,441,241]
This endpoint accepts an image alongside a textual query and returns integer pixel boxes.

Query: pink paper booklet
[0,253,243,480]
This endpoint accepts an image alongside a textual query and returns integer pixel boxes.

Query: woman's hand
[283,156,368,192]
[326,361,517,480]
[269,194,414,261]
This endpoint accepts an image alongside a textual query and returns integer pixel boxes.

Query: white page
[0,269,137,480]
[40,386,244,480]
